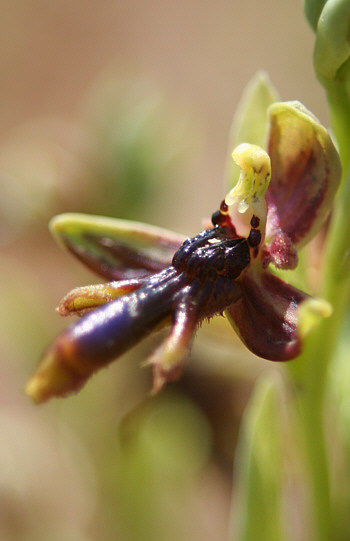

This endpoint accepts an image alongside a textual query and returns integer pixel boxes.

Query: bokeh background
[0,2,328,540]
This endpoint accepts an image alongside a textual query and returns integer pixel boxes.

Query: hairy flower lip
[25,99,341,403]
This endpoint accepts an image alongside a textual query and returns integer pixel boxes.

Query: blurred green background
[0,1,328,540]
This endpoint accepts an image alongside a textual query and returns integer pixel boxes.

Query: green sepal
[50,213,185,281]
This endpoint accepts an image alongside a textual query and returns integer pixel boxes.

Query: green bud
[313,0,350,83]
[303,0,328,32]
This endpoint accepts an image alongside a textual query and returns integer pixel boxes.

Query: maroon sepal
[50,214,185,281]
[225,266,310,360]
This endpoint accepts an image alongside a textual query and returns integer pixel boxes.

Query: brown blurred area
[0,0,327,229]
[0,2,327,541]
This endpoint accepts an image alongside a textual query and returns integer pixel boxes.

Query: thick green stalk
[288,84,350,540]
[325,79,350,175]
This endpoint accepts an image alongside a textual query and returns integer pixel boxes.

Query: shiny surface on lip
[66,267,184,365]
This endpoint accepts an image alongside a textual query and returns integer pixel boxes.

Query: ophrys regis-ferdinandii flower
[25,101,341,403]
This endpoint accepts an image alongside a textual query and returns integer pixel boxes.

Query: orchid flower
[25,101,341,403]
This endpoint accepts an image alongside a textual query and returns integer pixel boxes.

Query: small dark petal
[226,268,309,361]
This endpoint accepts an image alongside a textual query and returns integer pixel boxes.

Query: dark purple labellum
[67,221,254,366]
[28,213,260,402]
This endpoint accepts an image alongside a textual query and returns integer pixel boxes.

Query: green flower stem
[288,84,350,540]
[288,331,331,541]
[325,76,350,174]
[287,266,348,541]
